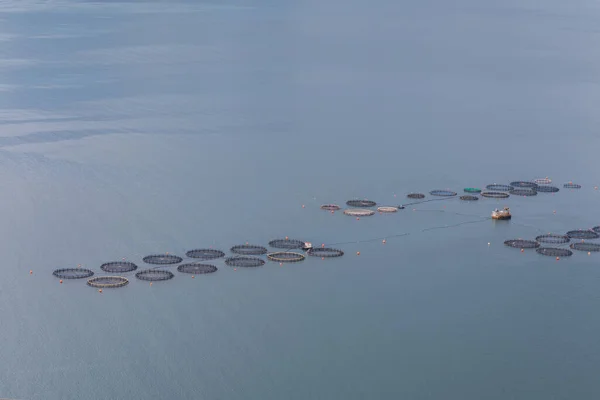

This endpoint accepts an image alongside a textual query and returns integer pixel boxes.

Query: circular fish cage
[267,252,306,263]
[563,183,581,189]
[481,191,510,199]
[593,226,600,234]
[570,242,600,252]
[320,204,341,211]
[407,193,425,199]
[535,234,570,244]
[459,195,479,201]
[268,239,305,249]
[510,181,538,189]
[230,245,268,255]
[504,239,540,249]
[346,199,376,207]
[377,206,398,213]
[536,185,559,193]
[87,276,128,288]
[100,261,138,273]
[566,230,600,240]
[533,178,552,185]
[185,249,225,260]
[177,263,217,274]
[53,268,94,279]
[464,188,482,193]
[307,247,344,258]
[343,209,375,216]
[143,254,183,265]
[135,269,174,281]
[509,188,537,197]
[429,190,457,197]
[225,256,265,268]
[486,184,513,192]
[536,247,573,257]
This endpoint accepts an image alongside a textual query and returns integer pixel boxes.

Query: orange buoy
[279,263,283,266]
[356,217,360,220]
[322,243,325,248]
[192,275,195,278]
[382,239,386,244]
[356,251,360,256]
[98,289,102,293]
[331,210,334,214]
[29,270,32,275]
[285,236,288,240]
[302,205,305,208]
[321,257,324,260]
[521,249,524,252]
[234,268,237,271]
[556,257,560,261]
[588,252,591,256]
[150,282,152,286]
[166,252,169,255]
[59,280,63,284]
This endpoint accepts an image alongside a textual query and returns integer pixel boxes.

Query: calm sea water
[1,1,600,399]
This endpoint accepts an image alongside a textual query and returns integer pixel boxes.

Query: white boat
[302,242,313,251]
[492,207,511,220]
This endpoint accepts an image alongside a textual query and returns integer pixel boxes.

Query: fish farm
[48,177,600,292]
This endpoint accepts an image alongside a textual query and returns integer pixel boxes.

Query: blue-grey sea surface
[1,1,600,399]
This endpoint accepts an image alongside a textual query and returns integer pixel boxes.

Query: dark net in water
[429,190,457,197]
[346,199,377,207]
[230,244,268,255]
[564,183,582,189]
[566,230,600,239]
[268,239,305,249]
[267,252,306,263]
[135,269,175,281]
[535,234,570,244]
[536,247,573,257]
[53,268,94,279]
[486,184,513,191]
[407,193,425,199]
[504,239,540,249]
[510,181,538,189]
[459,195,479,201]
[320,204,341,211]
[143,254,183,265]
[509,188,537,196]
[185,249,225,260]
[225,256,265,267]
[593,226,600,234]
[87,276,128,288]
[307,247,344,258]
[177,263,217,274]
[481,191,510,199]
[536,185,560,193]
[570,242,600,252]
[100,261,138,273]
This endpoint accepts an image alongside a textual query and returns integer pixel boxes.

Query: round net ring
[267,252,306,263]
[320,204,341,211]
[343,208,375,217]
[563,183,582,189]
[225,256,265,268]
[142,254,183,265]
[53,268,94,279]
[593,226,600,234]
[230,244,268,255]
[185,249,225,260]
[510,181,538,189]
[536,185,560,193]
[459,195,479,201]
[509,188,537,197]
[485,184,513,192]
[377,206,398,213]
[536,247,573,257]
[533,178,552,185]
[87,276,128,288]
[406,193,425,199]
[346,199,376,207]
[306,247,344,258]
[177,263,217,274]
[100,261,138,273]
[463,188,482,193]
[135,269,175,281]
[429,190,457,197]
[566,230,600,240]
[570,242,600,252]
[268,239,305,249]
[481,191,510,199]
[504,239,540,249]
[535,234,570,244]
